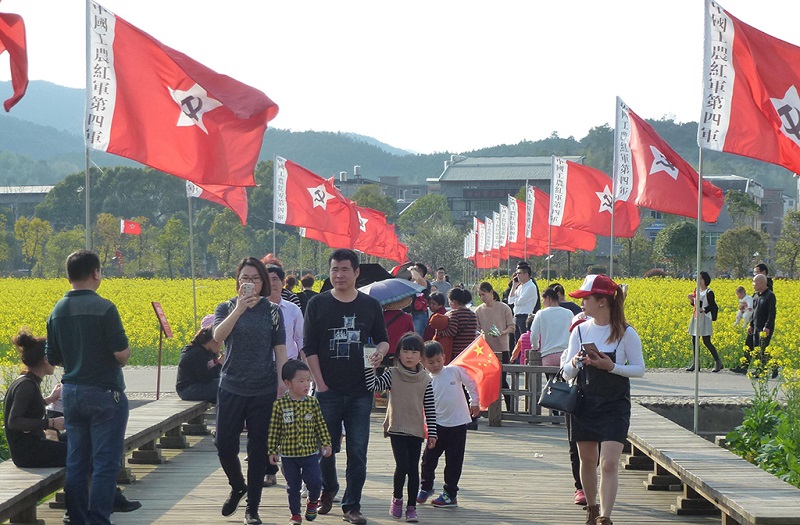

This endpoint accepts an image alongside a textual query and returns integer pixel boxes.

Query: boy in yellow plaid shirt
[269,361,333,525]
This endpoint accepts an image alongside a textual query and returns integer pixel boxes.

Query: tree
[43,226,85,277]
[653,221,696,275]
[725,190,761,228]
[397,194,452,237]
[208,210,249,276]
[617,232,654,277]
[14,216,52,276]
[405,224,465,282]
[93,213,122,268]
[156,217,189,278]
[351,184,398,222]
[715,227,768,278]
[0,214,10,267]
[775,210,800,278]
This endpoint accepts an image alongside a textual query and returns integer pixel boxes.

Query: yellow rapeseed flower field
[1,277,797,370]
[480,277,798,371]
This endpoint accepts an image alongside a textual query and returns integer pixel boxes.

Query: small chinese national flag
[0,13,28,111]
[450,334,501,410]
[120,219,141,235]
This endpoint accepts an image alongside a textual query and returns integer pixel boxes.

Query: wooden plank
[629,404,800,525]
[28,413,723,525]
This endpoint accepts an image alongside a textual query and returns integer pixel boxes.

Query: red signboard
[151,302,173,338]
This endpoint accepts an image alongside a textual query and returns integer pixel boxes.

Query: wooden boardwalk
[31,412,722,525]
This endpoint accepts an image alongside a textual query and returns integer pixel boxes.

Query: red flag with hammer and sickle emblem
[85,2,278,187]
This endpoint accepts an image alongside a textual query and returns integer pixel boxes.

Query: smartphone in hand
[241,282,255,296]
[580,342,601,359]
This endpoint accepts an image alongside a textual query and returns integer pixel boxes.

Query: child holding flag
[365,332,437,523]
[417,340,481,509]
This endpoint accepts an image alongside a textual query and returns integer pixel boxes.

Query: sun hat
[569,274,619,298]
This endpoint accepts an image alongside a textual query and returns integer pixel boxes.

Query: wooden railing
[488,355,562,426]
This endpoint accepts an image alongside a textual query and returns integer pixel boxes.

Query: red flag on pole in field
[0,13,28,111]
[120,219,141,235]
[450,334,501,410]
[550,157,640,237]
[275,156,360,239]
[699,0,800,175]
[617,98,724,222]
[186,181,248,226]
[85,2,278,186]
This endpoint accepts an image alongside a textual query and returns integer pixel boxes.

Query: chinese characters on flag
[699,0,800,175]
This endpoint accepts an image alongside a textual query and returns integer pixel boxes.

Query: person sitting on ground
[176,314,223,403]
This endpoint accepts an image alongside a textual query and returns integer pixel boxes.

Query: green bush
[726,371,800,487]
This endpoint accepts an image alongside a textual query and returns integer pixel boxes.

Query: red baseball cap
[569,274,619,298]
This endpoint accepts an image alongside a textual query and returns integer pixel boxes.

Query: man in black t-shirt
[304,249,389,525]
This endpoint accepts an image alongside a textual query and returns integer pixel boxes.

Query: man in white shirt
[431,267,452,306]
[529,289,574,366]
[508,264,539,340]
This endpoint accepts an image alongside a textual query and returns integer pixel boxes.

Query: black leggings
[390,434,423,506]
[691,335,720,362]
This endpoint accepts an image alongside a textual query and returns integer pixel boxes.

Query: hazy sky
[2,0,799,154]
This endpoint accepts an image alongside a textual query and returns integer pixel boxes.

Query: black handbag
[538,368,580,414]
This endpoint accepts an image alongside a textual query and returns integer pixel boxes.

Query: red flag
[275,156,359,239]
[550,157,640,237]
[450,334,501,410]
[85,2,278,187]
[186,181,248,226]
[699,0,800,175]
[531,188,597,251]
[0,13,28,111]
[303,206,407,263]
[120,219,141,235]
[617,98,724,222]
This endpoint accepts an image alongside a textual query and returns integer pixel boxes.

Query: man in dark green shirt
[46,250,131,525]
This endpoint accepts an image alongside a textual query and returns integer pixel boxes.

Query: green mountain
[0,81,796,195]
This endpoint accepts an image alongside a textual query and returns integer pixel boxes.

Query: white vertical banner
[499,204,509,247]
[485,216,494,253]
[614,98,634,203]
[508,196,518,243]
[477,221,485,253]
[525,185,535,238]
[550,156,568,226]
[492,211,501,251]
[697,0,734,151]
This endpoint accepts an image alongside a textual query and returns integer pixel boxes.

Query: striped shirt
[440,307,479,357]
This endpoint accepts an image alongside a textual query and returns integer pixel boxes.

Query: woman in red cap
[561,275,645,525]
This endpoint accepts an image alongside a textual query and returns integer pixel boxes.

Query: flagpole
[523,180,529,260]
[692,148,704,435]
[84,1,92,249]
[187,194,198,331]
